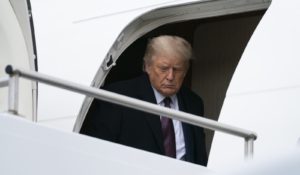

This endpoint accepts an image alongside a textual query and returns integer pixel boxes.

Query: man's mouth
[163,84,175,88]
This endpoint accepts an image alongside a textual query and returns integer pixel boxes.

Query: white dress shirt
[152,88,186,160]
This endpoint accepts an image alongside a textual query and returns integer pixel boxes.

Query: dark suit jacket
[80,73,207,166]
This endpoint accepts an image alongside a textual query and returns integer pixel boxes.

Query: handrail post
[244,137,254,160]
[8,74,19,115]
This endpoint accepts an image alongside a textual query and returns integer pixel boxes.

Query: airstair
[0,65,257,174]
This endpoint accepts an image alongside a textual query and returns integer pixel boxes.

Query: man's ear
[142,63,147,72]
[144,56,154,73]
[144,63,150,74]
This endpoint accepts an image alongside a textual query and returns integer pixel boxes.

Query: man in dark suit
[80,35,207,166]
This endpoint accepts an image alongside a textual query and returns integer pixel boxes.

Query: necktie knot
[163,97,171,108]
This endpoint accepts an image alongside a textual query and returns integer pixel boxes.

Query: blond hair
[143,35,192,67]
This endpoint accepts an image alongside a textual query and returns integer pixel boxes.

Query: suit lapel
[137,74,164,154]
[136,75,197,158]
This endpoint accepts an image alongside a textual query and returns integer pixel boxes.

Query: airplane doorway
[103,10,266,156]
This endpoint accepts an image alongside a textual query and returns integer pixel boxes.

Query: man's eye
[160,67,169,72]
[174,68,184,72]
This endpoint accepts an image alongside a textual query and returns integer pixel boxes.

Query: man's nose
[166,69,175,80]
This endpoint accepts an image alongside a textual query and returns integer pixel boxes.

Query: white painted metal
[0,112,214,175]
[208,0,300,171]
[1,111,299,174]
[9,0,37,71]
[0,78,9,88]
[0,0,34,119]
[0,78,9,112]
[8,75,19,115]
[232,149,300,175]
[245,138,254,160]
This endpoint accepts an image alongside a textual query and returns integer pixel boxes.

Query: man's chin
[160,88,177,96]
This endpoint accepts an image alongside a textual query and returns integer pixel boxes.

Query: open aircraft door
[74,0,271,162]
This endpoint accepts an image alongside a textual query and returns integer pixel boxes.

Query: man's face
[145,55,188,97]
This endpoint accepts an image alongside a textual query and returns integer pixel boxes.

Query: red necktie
[161,97,176,158]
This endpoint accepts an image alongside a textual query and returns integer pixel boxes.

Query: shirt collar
[152,87,176,105]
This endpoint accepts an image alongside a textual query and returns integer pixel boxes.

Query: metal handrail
[0,77,9,88]
[5,65,257,159]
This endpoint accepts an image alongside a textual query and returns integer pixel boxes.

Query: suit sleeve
[183,88,208,166]
[80,98,123,143]
[197,95,208,166]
